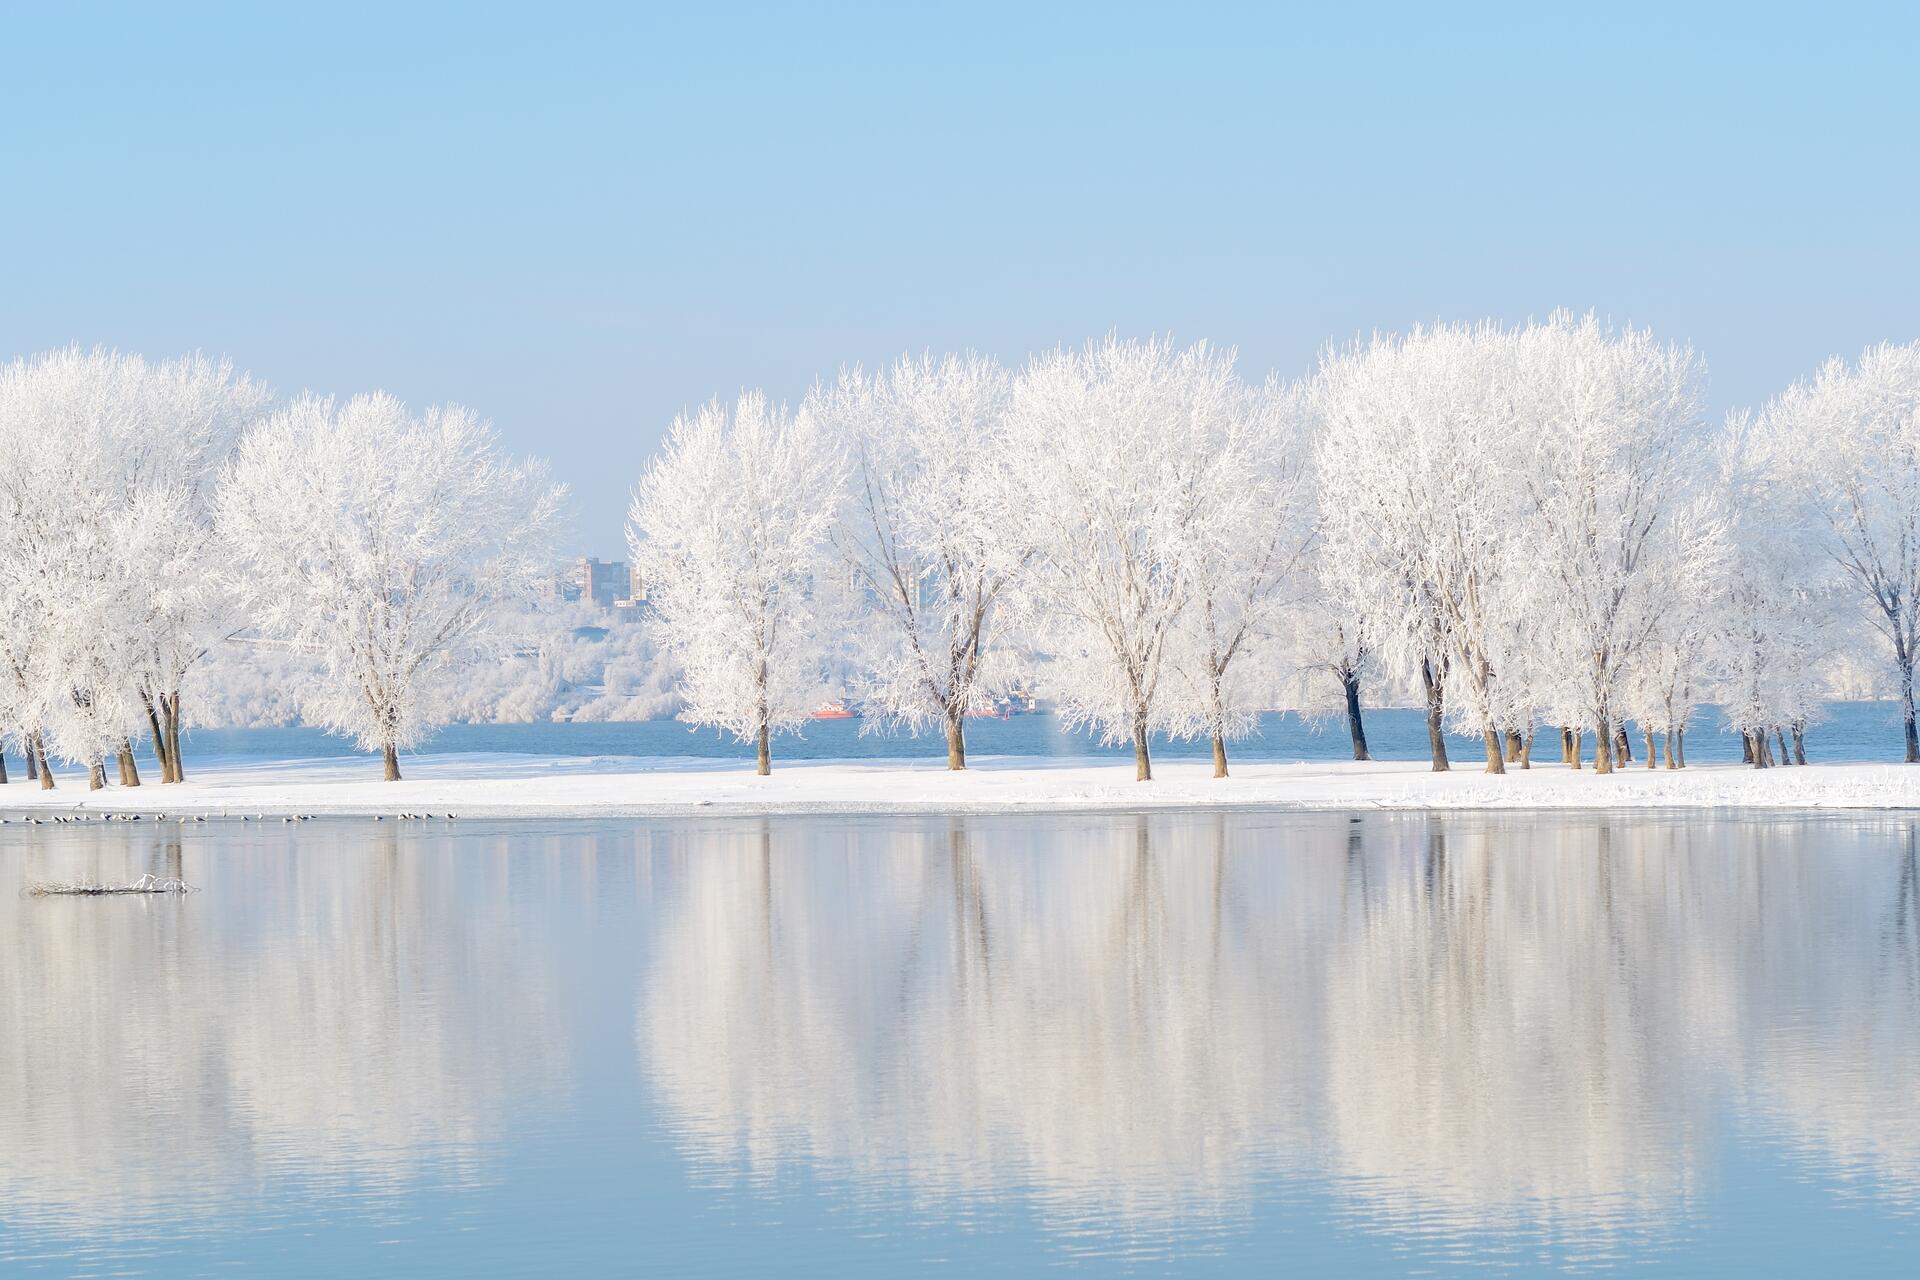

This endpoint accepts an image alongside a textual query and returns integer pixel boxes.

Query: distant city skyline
[4,2,1916,552]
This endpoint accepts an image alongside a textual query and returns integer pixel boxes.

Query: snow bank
[1,754,1917,819]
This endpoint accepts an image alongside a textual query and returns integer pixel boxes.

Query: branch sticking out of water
[24,874,198,897]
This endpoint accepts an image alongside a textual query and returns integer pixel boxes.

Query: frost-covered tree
[628,392,844,775]
[811,354,1023,769]
[0,349,266,789]
[0,392,65,786]
[1282,586,1378,762]
[1515,313,1710,774]
[1008,336,1239,781]
[1717,414,1834,767]
[121,354,270,781]
[1756,341,1920,761]
[1161,377,1315,776]
[0,352,131,786]
[1620,482,1731,770]
[39,493,147,789]
[216,393,564,780]
[1314,323,1528,773]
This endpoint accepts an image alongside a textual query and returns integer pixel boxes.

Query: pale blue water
[2,810,1918,1276]
[152,700,1913,773]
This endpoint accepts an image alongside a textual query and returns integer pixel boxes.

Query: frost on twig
[24,873,197,897]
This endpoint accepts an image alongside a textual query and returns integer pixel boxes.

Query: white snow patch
[1,754,1917,819]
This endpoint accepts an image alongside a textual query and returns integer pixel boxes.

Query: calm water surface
[161,700,1918,770]
[2,811,1918,1276]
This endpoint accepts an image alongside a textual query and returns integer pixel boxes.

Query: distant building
[546,555,650,616]
[609,561,649,620]
[572,556,629,609]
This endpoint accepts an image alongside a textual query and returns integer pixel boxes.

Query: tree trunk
[1676,726,1687,768]
[1616,726,1632,763]
[1559,726,1572,763]
[1521,726,1534,769]
[1132,716,1152,782]
[1741,734,1753,764]
[35,736,53,789]
[756,723,771,776]
[1664,728,1677,769]
[1905,660,1919,763]
[88,760,106,791]
[1645,728,1657,769]
[1481,726,1505,774]
[24,737,35,781]
[1342,669,1370,761]
[118,741,140,787]
[944,709,966,771]
[143,694,171,783]
[1421,659,1449,772]
[1792,722,1807,765]
[1776,727,1791,766]
[164,692,186,782]
[383,742,401,781]
[0,747,7,785]
[1503,730,1522,763]
[1594,718,1614,774]
[1569,728,1583,770]
[1208,732,1227,778]
[1749,730,1768,769]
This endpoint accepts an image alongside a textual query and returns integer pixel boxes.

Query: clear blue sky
[4,2,1915,552]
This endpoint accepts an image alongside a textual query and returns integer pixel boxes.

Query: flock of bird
[0,812,457,825]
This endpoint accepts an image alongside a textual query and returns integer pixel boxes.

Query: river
[2,810,1917,1275]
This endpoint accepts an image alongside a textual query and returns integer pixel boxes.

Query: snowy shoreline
[1,753,1918,819]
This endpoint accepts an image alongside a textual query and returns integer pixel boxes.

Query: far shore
[1,753,1916,820]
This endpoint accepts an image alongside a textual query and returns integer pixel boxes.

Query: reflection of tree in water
[646,812,1342,1231]
[1740,820,1920,1206]
[1321,817,1729,1263]
[0,823,566,1226]
[643,811,1920,1257]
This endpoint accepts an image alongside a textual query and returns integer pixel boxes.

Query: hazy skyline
[5,2,1916,552]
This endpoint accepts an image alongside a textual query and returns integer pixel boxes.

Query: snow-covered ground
[0,753,1917,818]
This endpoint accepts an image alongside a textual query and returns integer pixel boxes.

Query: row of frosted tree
[2,317,1916,786]
[0,349,563,787]
[630,316,1920,778]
